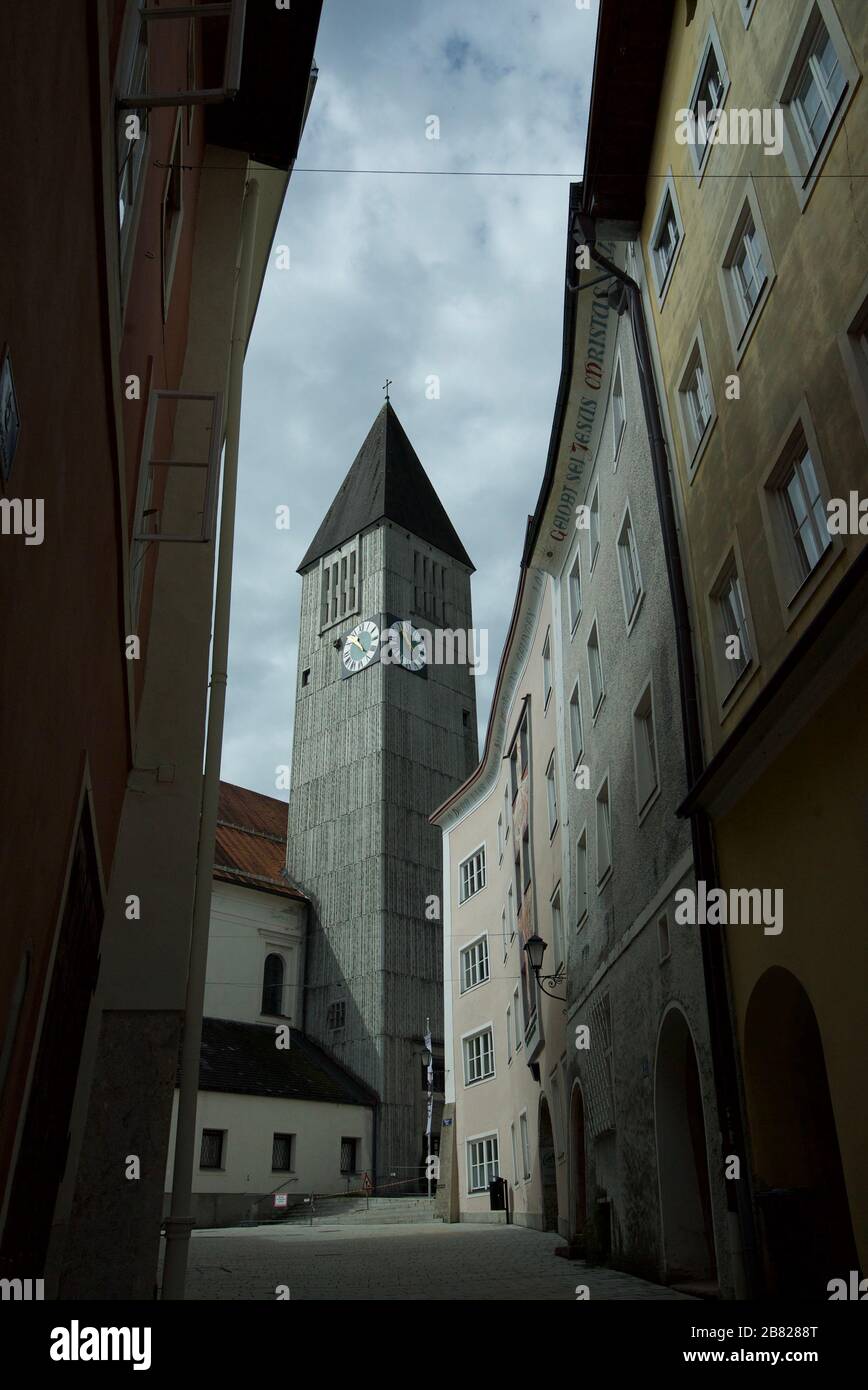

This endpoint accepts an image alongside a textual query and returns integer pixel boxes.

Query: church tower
[287,401,478,1187]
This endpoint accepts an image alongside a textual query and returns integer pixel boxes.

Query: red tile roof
[214,781,306,901]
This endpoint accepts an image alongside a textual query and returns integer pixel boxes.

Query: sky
[220,0,598,797]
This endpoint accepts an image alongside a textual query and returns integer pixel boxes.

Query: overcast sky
[220,0,598,797]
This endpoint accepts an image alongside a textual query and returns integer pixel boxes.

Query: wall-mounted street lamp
[523,934,566,1002]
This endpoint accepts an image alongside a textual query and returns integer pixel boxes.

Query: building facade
[433,570,572,1231]
[287,402,478,1188]
[0,0,323,1300]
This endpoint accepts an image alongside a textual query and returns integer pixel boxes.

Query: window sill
[624,589,645,635]
[464,1074,496,1089]
[596,866,613,894]
[459,977,490,997]
[591,692,606,725]
[637,781,661,827]
[576,910,589,932]
[717,657,760,723]
[686,411,717,484]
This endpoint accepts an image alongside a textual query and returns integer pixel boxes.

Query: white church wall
[204,880,306,1027]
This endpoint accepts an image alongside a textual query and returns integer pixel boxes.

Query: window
[463,1028,495,1085]
[543,632,552,708]
[340,1138,359,1174]
[611,356,625,462]
[301,667,311,687]
[779,2,858,209]
[522,827,531,895]
[506,1005,513,1061]
[739,0,757,28]
[467,1134,499,1193]
[501,907,508,962]
[161,111,184,317]
[511,1123,519,1183]
[519,712,529,775]
[719,187,775,361]
[320,541,359,631]
[509,746,519,803]
[550,1070,565,1159]
[589,484,600,570]
[776,441,831,585]
[507,884,516,941]
[587,620,605,716]
[415,550,447,623]
[512,988,522,1051]
[272,1133,294,1172]
[840,283,868,446]
[711,557,753,696]
[327,999,346,1031]
[459,846,486,903]
[116,9,150,289]
[617,507,643,627]
[200,1129,224,1170]
[677,330,716,470]
[576,828,588,926]
[551,888,564,968]
[569,680,583,769]
[568,550,582,631]
[503,783,511,840]
[658,913,671,962]
[546,753,558,836]
[633,683,660,815]
[497,813,503,861]
[596,776,612,885]
[261,953,285,1016]
[520,1111,531,1180]
[688,23,730,175]
[649,177,684,302]
[460,936,490,993]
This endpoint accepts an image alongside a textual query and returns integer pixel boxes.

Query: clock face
[342,619,380,674]
[387,618,427,672]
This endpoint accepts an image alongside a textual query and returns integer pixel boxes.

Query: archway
[569,1082,588,1247]
[744,967,857,1298]
[538,1096,559,1232]
[654,1005,717,1286]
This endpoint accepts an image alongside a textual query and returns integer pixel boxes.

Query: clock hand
[348,634,365,653]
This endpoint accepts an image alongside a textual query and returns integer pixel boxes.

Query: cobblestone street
[183,1222,695,1300]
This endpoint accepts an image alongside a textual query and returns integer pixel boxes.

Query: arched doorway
[538,1096,559,1232]
[569,1082,588,1248]
[654,1005,717,1286]
[744,967,857,1298]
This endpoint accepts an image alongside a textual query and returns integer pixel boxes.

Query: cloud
[221,0,597,798]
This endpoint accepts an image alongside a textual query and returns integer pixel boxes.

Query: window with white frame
[512,988,522,1051]
[320,541,360,631]
[460,936,490,993]
[506,1004,512,1061]
[507,883,516,941]
[467,1135,499,1194]
[617,507,643,626]
[161,111,184,317]
[772,434,832,588]
[497,813,503,861]
[511,1123,519,1183]
[543,631,552,708]
[633,683,659,814]
[649,185,682,298]
[501,907,508,962]
[503,783,511,841]
[463,1027,495,1085]
[568,550,582,631]
[459,846,486,903]
[678,333,715,466]
[587,620,605,715]
[596,776,612,885]
[576,827,588,926]
[779,3,857,207]
[569,680,583,769]
[520,1111,531,1179]
[711,558,752,693]
[720,194,774,356]
[789,8,846,160]
[611,356,626,461]
[589,484,600,569]
[546,752,558,835]
[689,24,729,173]
[551,887,564,968]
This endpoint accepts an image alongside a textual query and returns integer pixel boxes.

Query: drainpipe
[162,176,260,1300]
[579,222,759,1299]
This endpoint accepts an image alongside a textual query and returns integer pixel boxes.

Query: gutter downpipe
[161,176,261,1300]
[581,224,759,1300]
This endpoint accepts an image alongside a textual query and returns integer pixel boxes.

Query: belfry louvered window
[320,541,359,631]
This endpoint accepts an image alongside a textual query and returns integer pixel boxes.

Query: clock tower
[287,401,478,1187]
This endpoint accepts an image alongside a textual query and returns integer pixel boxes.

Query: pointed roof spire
[297,401,474,573]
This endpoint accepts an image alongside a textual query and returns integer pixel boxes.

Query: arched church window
[261,953,285,1016]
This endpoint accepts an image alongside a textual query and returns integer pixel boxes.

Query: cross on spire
[383,378,392,402]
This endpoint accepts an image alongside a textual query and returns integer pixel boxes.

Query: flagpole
[425,1016,433,1199]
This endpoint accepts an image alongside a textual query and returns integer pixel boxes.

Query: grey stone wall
[288,520,477,1186]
